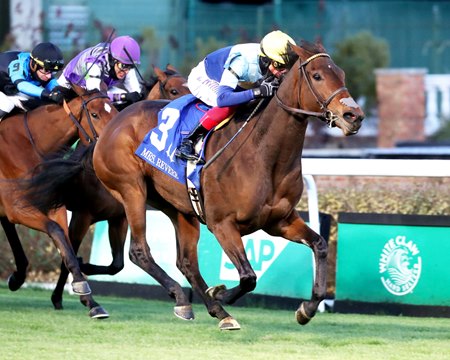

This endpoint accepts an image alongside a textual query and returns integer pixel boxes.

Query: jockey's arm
[9,59,44,98]
[14,79,45,98]
[216,69,254,107]
[122,69,142,93]
[85,62,102,91]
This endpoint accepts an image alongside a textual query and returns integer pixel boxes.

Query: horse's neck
[252,99,307,167]
[27,106,77,153]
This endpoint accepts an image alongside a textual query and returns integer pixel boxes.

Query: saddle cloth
[135,94,209,189]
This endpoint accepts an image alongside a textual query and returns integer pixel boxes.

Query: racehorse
[21,66,192,318]
[1,84,118,318]
[92,40,364,330]
[145,64,189,100]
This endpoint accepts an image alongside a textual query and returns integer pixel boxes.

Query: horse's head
[278,41,364,136]
[65,83,119,144]
[146,65,190,100]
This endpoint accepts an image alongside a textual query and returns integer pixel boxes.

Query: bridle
[62,93,110,143]
[275,52,348,128]
[24,93,109,157]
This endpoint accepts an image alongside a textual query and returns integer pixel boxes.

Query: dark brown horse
[92,41,364,330]
[21,66,192,318]
[1,84,118,317]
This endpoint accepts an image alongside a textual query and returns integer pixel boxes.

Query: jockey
[0,42,65,120]
[57,35,144,105]
[175,30,298,162]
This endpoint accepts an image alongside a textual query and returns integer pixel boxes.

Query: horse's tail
[22,145,94,214]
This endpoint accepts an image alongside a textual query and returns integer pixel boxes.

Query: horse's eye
[313,73,322,81]
[91,113,98,118]
[170,89,179,95]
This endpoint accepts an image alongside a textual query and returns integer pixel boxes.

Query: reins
[62,93,109,143]
[275,52,347,128]
[23,93,109,157]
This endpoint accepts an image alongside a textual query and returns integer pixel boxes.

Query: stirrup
[175,148,204,164]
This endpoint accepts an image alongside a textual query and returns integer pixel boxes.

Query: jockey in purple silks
[0,42,65,120]
[175,30,298,163]
[58,35,144,106]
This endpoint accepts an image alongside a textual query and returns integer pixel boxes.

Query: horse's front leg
[270,211,327,325]
[1,217,28,291]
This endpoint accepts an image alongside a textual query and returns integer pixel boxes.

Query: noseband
[275,52,347,127]
[63,93,110,143]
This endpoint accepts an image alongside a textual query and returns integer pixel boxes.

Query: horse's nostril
[343,112,357,122]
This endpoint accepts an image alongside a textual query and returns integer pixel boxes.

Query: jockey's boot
[175,123,208,162]
[175,106,236,162]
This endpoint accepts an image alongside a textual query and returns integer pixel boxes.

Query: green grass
[0,282,449,360]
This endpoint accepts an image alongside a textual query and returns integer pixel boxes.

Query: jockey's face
[113,61,133,80]
[36,67,53,82]
[269,61,287,79]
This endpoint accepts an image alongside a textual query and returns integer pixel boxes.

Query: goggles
[115,61,134,71]
[272,61,286,71]
[32,57,64,71]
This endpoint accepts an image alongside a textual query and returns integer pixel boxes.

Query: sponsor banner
[90,210,314,299]
[336,213,450,306]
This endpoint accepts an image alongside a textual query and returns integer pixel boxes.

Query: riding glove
[120,91,142,103]
[42,90,64,104]
[252,78,280,98]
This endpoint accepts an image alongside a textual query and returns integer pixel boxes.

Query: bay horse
[145,64,189,100]
[1,84,118,318]
[92,40,364,330]
[21,66,192,318]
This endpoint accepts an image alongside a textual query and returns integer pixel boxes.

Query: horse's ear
[152,65,167,82]
[70,82,85,96]
[291,44,306,60]
[99,81,108,94]
[166,64,178,73]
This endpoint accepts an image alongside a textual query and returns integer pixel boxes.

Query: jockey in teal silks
[0,42,65,120]
[175,30,298,162]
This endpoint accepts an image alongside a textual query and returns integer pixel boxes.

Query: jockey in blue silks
[175,30,298,162]
[0,42,65,120]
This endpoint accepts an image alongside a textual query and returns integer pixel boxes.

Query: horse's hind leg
[171,213,239,330]
[1,218,28,291]
[51,212,107,315]
[80,216,126,276]
[123,193,193,320]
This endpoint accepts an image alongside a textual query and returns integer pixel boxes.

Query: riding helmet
[30,42,64,72]
[110,36,141,65]
[259,30,296,68]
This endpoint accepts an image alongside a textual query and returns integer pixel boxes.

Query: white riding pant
[187,61,219,107]
[0,91,30,119]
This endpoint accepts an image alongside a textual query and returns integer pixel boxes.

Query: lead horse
[93,40,364,330]
[1,84,118,317]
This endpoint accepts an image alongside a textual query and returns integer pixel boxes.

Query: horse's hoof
[7,273,25,292]
[295,302,313,325]
[72,281,91,295]
[173,305,195,321]
[218,316,241,331]
[206,284,226,299]
[89,306,109,319]
[51,294,63,310]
